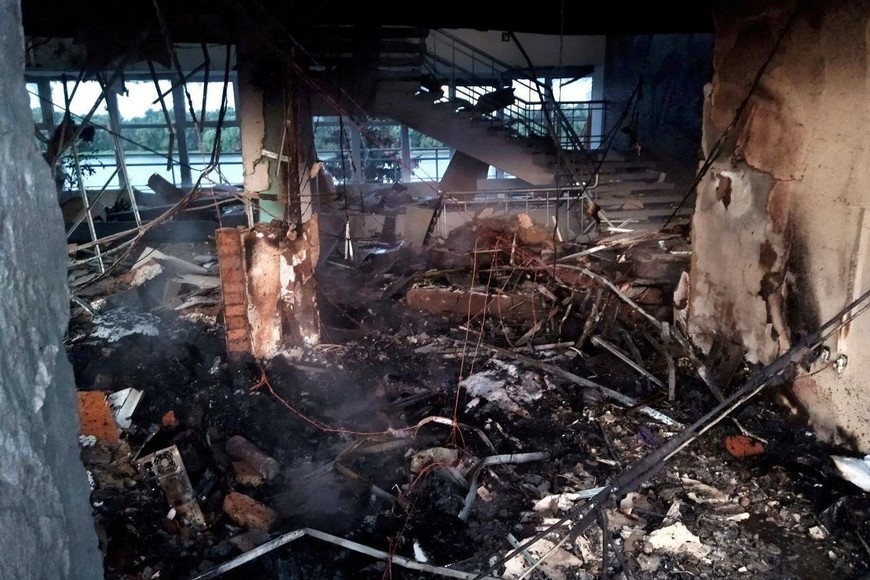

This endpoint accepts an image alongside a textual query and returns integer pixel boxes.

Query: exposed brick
[222,492,277,531]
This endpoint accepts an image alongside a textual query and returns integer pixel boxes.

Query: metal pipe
[65,166,119,238]
[104,88,142,226]
[71,142,104,273]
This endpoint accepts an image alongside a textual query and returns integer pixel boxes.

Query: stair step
[372,83,695,199]
[413,92,446,104]
[432,101,461,112]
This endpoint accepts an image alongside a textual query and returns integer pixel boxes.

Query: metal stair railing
[421,29,606,183]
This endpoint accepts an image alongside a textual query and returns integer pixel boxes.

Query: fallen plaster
[688,0,870,450]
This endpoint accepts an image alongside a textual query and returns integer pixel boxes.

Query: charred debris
[66,202,870,580]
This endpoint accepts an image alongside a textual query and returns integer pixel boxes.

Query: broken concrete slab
[90,307,160,342]
[106,387,143,430]
[503,537,584,580]
[222,491,277,531]
[461,369,545,417]
[645,521,711,559]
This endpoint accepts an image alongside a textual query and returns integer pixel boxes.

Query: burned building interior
[5,0,870,578]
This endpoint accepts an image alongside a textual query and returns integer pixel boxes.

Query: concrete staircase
[589,161,692,225]
[301,26,693,227]
[372,80,561,185]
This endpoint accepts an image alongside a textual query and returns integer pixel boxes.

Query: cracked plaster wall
[0,0,104,577]
[689,0,870,451]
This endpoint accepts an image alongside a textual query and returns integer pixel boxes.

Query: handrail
[432,29,517,72]
[423,28,603,183]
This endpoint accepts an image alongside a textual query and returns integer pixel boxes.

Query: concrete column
[688,1,870,451]
[400,124,412,182]
[590,65,605,149]
[171,84,193,187]
[236,47,315,226]
[350,121,363,184]
[0,1,104,577]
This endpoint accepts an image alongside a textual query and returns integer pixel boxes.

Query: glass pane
[313,117,346,154]
[117,80,174,123]
[120,127,173,154]
[184,81,236,121]
[411,148,451,182]
[408,129,443,149]
[512,79,544,103]
[123,156,179,190]
[554,77,592,102]
[85,120,115,153]
[186,126,241,155]
[50,80,109,122]
[27,83,42,123]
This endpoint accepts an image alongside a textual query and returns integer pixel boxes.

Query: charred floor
[67,219,870,579]
[6,4,870,579]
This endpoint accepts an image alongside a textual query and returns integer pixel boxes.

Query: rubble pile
[65,220,870,579]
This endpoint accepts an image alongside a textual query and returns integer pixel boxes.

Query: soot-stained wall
[603,34,713,166]
[0,1,104,577]
[688,0,870,451]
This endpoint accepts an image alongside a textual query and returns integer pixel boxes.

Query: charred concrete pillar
[688,0,870,451]
[216,217,321,359]
[229,39,321,360]
[0,1,103,577]
[236,42,316,226]
[237,42,269,208]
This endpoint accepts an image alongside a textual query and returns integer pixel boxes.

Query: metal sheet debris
[106,388,143,430]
